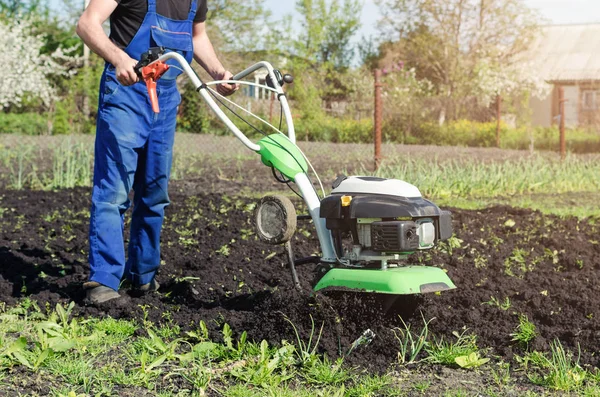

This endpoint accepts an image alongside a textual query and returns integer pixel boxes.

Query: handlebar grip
[134,61,144,78]
[283,74,294,84]
[266,70,295,88]
[133,61,144,80]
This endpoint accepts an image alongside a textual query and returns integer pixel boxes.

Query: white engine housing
[331,176,421,198]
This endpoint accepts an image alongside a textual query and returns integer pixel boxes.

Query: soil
[1,167,599,375]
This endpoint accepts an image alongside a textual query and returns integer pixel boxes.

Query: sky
[53,0,600,38]
[263,0,600,39]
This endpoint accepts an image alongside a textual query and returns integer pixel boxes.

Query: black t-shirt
[110,0,208,49]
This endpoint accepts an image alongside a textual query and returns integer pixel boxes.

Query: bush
[387,120,600,153]
[294,115,373,143]
[177,80,210,133]
[0,112,48,135]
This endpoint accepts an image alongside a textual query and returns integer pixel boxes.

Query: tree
[0,0,46,18]
[208,0,276,53]
[294,0,362,69]
[375,0,542,123]
[0,17,77,110]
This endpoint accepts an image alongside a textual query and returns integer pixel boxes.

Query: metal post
[559,87,566,161]
[374,69,383,170]
[496,94,501,148]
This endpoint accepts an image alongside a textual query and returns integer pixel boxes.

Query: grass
[2,134,600,219]
[371,155,600,199]
[4,298,599,395]
[392,314,431,365]
[424,329,482,367]
[510,314,538,350]
[517,339,587,391]
[2,135,600,394]
[368,154,600,219]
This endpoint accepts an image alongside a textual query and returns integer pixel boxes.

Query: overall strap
[147,0,157,14]
[188,0,198,21]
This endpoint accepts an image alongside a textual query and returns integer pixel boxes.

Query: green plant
[425,329,480,366]
[438,235,463,256]
[302,356,350,386]
[413,380,431,393]
[482,296,511,311]
[346,374,393,397]
[392,314,432,365]
[519,339,586,391]
[48,141,93,189]
[454,351,490,369]
[0,336,29,369]
[0,112,48,135]
[285,314,324,367]
[178,80,211,133]
[490,360,511,388]
[229,339,295,388]
[179,363,212,393]
[510,314,537,349]
[371,156,600,201]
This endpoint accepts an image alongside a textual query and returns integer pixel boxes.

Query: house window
[582,90,599,110]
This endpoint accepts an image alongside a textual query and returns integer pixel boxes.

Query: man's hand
[215,70,239,97]
[115,55,140,86]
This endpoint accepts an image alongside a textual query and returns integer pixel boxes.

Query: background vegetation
[1,0,598,153]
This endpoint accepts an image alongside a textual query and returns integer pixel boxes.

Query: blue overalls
[89,0,197,291]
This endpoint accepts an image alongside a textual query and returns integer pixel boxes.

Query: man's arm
[76,0,139,86]
[192,22,238,96]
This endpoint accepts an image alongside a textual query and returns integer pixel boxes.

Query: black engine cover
[320,194,443,219]
[320,193,453,242]
[371,221,419,252]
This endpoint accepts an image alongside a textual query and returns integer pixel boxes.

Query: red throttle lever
[140,61,170,113]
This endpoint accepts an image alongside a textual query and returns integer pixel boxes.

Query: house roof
[527,23,600,82]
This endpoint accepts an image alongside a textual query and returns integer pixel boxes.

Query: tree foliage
[0,0,47,18]
[294,0,361,69]
[208,0,276,53]
[375,0,544,121]
[0,17,77,110]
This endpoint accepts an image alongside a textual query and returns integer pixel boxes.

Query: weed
[438,235,463,256]
[216,244,231,257]
[412,380,431,393]
[346,373,393,397]
[302,356,350,386]
[285,314,324,367]
[518,339,586,391]
[504,247,532,276]
[392,314,432,365]
[454,351,490,369]
[490,360,511,388]
[481,296,511,311]
[178,363,212,394]
[510,314,537,349]
[443,389,470,397]
[425,329,480,366]
[186,320,210,342]
[229,339,295,388]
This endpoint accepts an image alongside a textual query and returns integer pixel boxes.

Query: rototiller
[135,48,456,296]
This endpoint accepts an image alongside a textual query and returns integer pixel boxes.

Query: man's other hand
[216,70,239,97]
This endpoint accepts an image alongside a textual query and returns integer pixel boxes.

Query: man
[77,0,237,304]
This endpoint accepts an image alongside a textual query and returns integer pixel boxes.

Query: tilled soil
[1,180,599,373]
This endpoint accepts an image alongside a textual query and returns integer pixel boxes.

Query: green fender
[314,266,456,295]
[257,134,307,181]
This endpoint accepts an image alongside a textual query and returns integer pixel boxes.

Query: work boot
[83,281,121,305]
[138,278,160,293]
